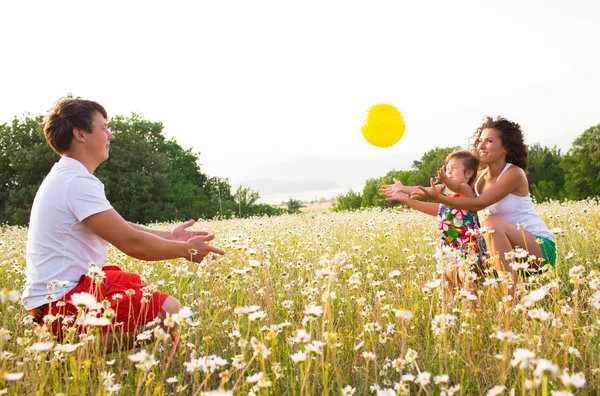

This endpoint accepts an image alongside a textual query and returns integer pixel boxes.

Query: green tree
[286,198,303,213]
[361,170,399,208]
[161,140,210,220]
[332,189,362,211]
[0,115,59,225]
[394,169,417,186]
[203,176,236,218]
[98,114,173,223]
[527,143,564,202]
[562,123,600,200]
[410,146,459,186]
[245,203,287,217]
[0,111,249,225]
[234,185,260,217]
[100,114,263,221]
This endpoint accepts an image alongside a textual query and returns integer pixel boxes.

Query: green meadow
[1,200,599,395]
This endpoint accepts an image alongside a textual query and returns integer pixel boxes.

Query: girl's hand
[380,184,409,203]
[391,178,404,193]
[380,184,394,198]
[412,178,443,202]
[383,190,410,203]
[436,166,448,184]
[380,178,404,196]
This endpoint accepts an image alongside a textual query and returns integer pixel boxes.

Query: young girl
[380,150,487,296]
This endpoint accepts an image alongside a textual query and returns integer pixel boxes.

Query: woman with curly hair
[413,116,555,295]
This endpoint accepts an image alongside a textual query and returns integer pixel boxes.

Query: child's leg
[444,269,457,299]
[457,267,480,310]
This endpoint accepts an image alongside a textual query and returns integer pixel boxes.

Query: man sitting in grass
[21,97,224,350]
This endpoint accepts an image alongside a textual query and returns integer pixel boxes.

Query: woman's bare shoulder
[505,164,528,180]
[503,165,530,194]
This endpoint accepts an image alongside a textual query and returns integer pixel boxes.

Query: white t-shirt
[22,157,113,310]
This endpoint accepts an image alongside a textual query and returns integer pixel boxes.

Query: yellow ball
[361,104,406,148]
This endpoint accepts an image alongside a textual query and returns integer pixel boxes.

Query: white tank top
[474,163,554,241]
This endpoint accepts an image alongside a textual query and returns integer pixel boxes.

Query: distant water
[257,184,364,205]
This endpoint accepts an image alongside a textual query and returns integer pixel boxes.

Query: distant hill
[239,154,417,195]
[241,179,340,196]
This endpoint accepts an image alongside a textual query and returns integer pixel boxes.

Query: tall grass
[1,199,599,395]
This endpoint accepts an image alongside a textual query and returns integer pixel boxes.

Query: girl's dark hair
[445,150,479,187]
[44,98,108,155]
[469,116,528,172]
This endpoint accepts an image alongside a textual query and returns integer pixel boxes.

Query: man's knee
[161,296,180,315]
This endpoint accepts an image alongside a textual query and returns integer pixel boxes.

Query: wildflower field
[1,200,599,395]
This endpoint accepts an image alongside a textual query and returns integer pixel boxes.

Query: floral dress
[437,186,487,266]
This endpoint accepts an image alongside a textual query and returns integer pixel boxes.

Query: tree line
[334,123,600,211]
[2,109,598,224]
[0,112,293,226]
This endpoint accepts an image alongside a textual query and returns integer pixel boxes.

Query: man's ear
[73,128,85,142]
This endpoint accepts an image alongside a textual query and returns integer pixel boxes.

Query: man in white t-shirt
[22,98,224,350]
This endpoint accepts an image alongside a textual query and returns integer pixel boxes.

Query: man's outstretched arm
[128,219,210,241]
[84,210,224,262]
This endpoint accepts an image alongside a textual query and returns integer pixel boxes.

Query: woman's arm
[412,167,526,211]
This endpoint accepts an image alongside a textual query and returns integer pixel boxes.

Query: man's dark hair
[44,98,108,155]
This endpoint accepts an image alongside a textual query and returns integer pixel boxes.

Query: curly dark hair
[469,116,528,173]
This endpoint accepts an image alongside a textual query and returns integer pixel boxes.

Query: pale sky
[1,0,599,184]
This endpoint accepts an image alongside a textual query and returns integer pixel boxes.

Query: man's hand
[187,234,225,263]
[169,219,210,242]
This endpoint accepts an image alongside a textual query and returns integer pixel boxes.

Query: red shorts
[30,266,170,338]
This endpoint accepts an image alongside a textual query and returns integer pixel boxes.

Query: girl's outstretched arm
[380,178,422,196]
[412,167,526,211]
